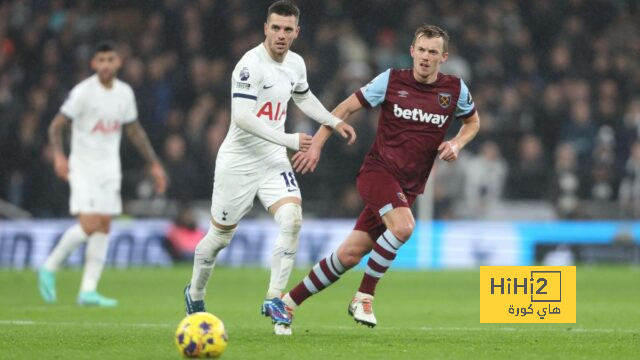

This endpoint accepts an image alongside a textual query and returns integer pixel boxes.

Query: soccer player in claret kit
[38,42,167,307]
[183,1,355,335]
[280,25,481,332]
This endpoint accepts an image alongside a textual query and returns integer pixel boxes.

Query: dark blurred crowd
[0,0,639,219]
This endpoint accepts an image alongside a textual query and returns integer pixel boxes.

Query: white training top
[60,74,137,177]
[217,43,310,173]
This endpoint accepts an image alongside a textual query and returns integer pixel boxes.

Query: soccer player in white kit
[38,42,167,307]
[184,1,356,335]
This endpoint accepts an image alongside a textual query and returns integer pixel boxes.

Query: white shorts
[69,171,122,216]
[210,164,301,225]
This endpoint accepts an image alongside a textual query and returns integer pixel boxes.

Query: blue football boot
[261,297,292,326]
[184,284,205,315]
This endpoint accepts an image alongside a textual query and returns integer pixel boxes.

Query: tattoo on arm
[124,121,159,164]
[48,113,69,154]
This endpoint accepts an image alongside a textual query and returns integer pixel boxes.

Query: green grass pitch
[1,265,638,359]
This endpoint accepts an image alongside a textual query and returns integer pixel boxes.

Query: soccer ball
[175,312,229,358]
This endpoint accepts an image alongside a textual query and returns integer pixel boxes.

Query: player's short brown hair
[412,25,449,53]
[267,1,300,22]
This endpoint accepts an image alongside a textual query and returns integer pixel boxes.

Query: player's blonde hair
[412,25,449,53]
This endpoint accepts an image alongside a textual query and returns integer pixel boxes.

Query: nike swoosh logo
[284,251,296,256]
[263,84,274,89]
[287,189,297,192]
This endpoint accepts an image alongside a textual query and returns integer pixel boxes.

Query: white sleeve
[232,96,299,151]
[123,87,138,123]
[293,55,309,94]
[231,57,263,100]
[292,90,342,128]
[60,86,84,120]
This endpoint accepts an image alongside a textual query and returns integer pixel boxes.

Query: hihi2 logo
[480,266,576,323]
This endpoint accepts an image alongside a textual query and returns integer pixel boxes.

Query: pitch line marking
[0,320,637,333]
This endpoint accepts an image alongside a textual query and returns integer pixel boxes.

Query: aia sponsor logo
[91,119,121,134]
[256,102,286,121]
[392,103,449,128]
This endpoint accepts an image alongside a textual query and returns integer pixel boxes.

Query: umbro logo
[398,90,409,98]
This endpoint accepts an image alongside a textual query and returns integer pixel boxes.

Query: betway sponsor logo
[393,103,448,128]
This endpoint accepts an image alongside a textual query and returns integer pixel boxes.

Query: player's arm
[48,112,71,181]
[123,121,167,194]
[438,111,480,162]
[292,94,363,174]
[292,90,356,145]
[438,79,480,162]
[232,96,312,152]
[293,69,389,174]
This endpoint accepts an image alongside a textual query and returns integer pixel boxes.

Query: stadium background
[0,1,638,359]
[1,0,639,269]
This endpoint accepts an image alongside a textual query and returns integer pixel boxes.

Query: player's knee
[197,225,236,256]
[274,203,303,235]
[79,216,101,235]
[98,218,111,233]
[388,222,414,242]
[336,246,362,269]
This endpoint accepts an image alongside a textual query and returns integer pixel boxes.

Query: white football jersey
[216,43,309,173]
[60,74,137,177]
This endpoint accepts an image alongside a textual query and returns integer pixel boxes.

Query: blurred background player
[183,1,355,335]
[38,42,167,307]
[281,25,480,330]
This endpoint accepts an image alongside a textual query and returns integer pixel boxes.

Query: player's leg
[266,197,302,299]
[77,214,118,307]
[74,176,123,307]
[278,228,373,334]
[257,167,303,331]
[349,169,416,327]
[358,207,414,297]
[186,219,236,314]
[39,171,94,303]
[283,229,373,308]
[261,197,302,333]
[39,220,89,303]
[349,207,414,327]
[185,169,256,314]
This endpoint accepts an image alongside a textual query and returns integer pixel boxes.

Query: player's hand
[292,145,321,174]
[438,140,460,162]
[298,133,313,152]
[335,122,356,145]
[150,161,167,194]
[53,151,69,181]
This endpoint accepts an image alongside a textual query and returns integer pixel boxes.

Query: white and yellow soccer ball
[175,312,228,358]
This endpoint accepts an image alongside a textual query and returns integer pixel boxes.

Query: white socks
[43,224,111,294]
[189,225,235,301]
[80,232,109,293]
[267,203,302,299]
[43,224,88,271]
